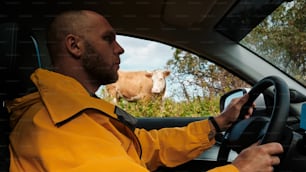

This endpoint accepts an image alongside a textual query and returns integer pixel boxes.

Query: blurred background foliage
[240,0,306,86]
[99,48,249,118]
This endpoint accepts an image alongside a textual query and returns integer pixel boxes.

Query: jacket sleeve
[207,164,239,172]
[134,119,216,171]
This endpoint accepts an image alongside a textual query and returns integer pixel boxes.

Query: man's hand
[214,93,254,131]
[232,142,283,172]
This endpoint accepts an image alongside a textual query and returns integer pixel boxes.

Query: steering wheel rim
[217,75,290,161]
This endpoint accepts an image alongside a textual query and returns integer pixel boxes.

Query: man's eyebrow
[103,30,116,36]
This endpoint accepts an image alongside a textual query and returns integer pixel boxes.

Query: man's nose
[114,41,124,55]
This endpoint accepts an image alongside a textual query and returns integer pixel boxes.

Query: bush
[114,96,220,118]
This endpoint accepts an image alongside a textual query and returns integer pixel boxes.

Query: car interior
[0,22,44,171]
[0,0,306,171]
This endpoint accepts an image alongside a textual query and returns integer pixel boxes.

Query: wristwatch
[208,116,221,132]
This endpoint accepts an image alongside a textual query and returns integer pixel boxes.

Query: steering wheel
[217,76,290,162]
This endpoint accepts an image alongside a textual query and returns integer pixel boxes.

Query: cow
[105,70,171,104]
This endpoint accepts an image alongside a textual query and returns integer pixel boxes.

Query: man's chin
[102,77,118,85]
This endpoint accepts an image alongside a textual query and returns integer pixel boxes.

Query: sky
[116,35,174,71]
[96,35,176,98]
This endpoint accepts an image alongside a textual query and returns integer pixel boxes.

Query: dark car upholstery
[0,22,42,171]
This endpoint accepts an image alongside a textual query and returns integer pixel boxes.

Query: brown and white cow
[105,70,170,103]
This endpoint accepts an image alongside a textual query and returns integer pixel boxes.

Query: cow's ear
[145,72,153,78]
[163,70,171,77]
[65,34,82,59]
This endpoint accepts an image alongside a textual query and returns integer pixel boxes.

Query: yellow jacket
[7,68,238,172]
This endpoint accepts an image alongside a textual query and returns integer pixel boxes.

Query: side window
[96,35,250,117]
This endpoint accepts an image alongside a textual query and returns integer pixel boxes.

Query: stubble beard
[82,42,118,85]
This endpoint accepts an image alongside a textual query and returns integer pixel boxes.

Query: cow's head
[146,70,171,94]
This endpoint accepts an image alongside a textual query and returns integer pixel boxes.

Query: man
[7,10,283,172]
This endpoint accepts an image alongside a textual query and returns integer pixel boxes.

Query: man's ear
[65,34,82,58]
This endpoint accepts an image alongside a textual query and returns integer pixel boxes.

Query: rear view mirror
[220,89,247,112]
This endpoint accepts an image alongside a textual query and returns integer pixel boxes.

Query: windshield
[240,0,306,87]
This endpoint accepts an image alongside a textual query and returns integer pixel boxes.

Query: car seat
[0,22,42,171]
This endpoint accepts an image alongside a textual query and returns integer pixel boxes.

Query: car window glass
[96,35,250,117]
[240,0,306,87]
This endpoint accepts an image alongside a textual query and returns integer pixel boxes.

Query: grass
[112,96,221,118]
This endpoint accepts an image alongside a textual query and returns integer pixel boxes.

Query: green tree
[241,0,306,85]
[166,48,250,102]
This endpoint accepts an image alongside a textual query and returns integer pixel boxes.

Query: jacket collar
[31,68,118,125]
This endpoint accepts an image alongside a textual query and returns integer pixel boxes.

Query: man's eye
[103,35,115,43]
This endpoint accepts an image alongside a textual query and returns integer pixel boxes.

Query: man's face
[82,41,119,85]
[81,13,124,85]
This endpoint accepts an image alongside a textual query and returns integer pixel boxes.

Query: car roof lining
[161,0,220,27]
[0,0,292,87]
[0,0,283,45]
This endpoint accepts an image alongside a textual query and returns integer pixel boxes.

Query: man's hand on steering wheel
[213,94,255,132]
[232,142,283,172]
